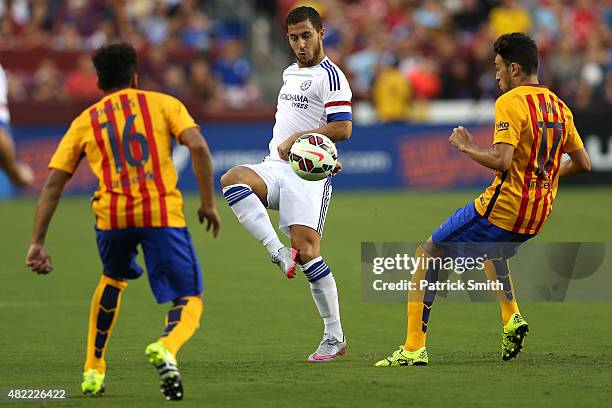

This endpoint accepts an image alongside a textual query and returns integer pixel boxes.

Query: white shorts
[242,159,332,238]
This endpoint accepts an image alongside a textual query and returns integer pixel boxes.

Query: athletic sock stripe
[162,322,178,336]
[223,188,251,200]
[223,185,251,197]
[167,307,183,323]
[308,267,331,282]
[308,267,330,280]
[305,263,327,275]
[223,189,251,201]
[304,263,328,278]
[303,259,326,274]
[305,267,327,279]
[223,185,253,205]
[303,259,325,272]
[226,191,253,206]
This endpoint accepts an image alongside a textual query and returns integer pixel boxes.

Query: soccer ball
[289,133,338,181]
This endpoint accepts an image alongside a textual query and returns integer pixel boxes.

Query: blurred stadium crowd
[0,0,611,116]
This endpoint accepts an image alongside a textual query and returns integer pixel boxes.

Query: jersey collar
[520,84,548,88]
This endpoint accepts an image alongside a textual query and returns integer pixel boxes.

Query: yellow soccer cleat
[81,368,105,396]
[502,313,529,361]
[374,346,428,367]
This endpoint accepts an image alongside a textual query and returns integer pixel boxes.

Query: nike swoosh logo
[305,150,324,161]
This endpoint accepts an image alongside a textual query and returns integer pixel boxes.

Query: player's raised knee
[220,167,242,188]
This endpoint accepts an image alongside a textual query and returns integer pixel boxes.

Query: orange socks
[159,296,204,356]
[83,277,203,372]
[404,246,437,351]
[403,249,520,352]
[484,260,520,325]
[84,275,128,374]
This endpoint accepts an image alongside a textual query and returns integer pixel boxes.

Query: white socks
[222,184,283,256]
[224,183,343,341]
[301,257,343,341]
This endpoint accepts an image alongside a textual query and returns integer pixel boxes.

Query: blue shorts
[96,227,203,303]
[431,202,535,259]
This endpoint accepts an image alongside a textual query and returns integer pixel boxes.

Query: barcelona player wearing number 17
[25,43,221,400]
[375,33,592,367]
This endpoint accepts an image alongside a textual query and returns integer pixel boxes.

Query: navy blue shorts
[431,202,535,259]
[96,227,203,303]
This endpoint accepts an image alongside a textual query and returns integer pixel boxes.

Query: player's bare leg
[290,225,346,362]
[221,167,295,277]
[221,166,269,205]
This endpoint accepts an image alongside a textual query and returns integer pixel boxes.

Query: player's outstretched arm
[277,120,352,160]
[449,126,514,172]
[179,127,221,238]
[559,148,591,177]
[0,127,34,187]
[26,169,72,274]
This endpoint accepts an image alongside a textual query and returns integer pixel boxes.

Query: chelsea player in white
[221,6,352,363]
[0,63,33,188]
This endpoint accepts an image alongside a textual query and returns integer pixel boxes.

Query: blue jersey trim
[321,60,340,91]
[483,171,508,218]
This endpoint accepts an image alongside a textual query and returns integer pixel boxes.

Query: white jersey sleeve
[319,59,352,123]
[0,64,9,125]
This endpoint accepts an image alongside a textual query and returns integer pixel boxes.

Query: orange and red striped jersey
[49,88,198,230]
[474,85,584,235]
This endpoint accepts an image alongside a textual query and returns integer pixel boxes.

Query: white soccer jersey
[267,56,352,161]
[0,64,9,124]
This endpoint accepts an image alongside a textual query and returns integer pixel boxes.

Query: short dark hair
[92,43,137,91]
[286,6,322,32]
[494,33,538,75]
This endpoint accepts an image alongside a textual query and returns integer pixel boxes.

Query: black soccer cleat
[159,372,184,401]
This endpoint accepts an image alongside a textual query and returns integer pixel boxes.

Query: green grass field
[1,188,611,407]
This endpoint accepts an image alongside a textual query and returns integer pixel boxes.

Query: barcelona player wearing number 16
[25,43,221,400]
[375,33,592,367]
